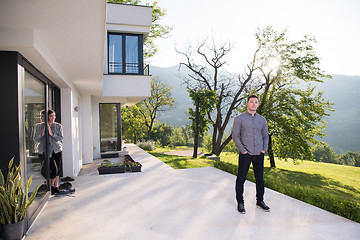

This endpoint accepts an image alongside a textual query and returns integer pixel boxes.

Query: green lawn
[148,146,360,222]
[221,153,360,203]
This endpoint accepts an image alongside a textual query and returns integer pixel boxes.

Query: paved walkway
[25,144,360,240]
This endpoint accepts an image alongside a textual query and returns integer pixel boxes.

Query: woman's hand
[48,124,53,136]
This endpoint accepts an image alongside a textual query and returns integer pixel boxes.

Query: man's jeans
[235,153,265,203]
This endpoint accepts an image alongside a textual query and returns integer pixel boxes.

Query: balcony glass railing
[108,62,150,75]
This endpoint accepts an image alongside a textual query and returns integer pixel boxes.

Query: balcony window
[108,33,143,74]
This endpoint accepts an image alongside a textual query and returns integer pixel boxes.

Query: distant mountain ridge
[150,65,360,154]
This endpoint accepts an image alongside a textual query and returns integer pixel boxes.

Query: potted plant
[123,155,142,172]
[97,159,126,175]
[0,157,40,240]
[127,161,142,172]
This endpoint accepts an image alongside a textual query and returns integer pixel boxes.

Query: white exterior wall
[81,94,93,164]
[0,1,152,177]
[104,4,152,75]
[91,96,101,160]
[103,75,151,99]
[61,88,82,177]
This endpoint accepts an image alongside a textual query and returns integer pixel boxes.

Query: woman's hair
[40,109,55,116]
[48,109,55,116]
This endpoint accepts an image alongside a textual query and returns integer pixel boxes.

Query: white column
[81,94,94,164]
[61,88,74,176]
[92,96,101,159]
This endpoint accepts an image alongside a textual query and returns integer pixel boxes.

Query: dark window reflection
[25,71,48,217]
[100,103,118,152]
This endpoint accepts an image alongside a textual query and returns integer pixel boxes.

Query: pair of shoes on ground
[59,182,75,193]
[237,201,270,214]
[59,182,72,190]
[51,186,75,196]
[61,176,75,182]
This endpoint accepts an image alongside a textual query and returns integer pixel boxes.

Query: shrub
[137,140,155,151]
[202,132,212,153]
[222,139,238,153]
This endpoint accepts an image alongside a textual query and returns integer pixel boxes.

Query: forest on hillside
[151,65,360,154]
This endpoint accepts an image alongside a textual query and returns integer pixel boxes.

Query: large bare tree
[178,26,332,164]
[177,39,262,156]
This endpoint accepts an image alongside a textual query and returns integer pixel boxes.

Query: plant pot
[0,219,25,240]
[126,164,142,172]
[130,165,142,172]
[97,166,126,175]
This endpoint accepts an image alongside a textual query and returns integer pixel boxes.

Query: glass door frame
[99,103,122,152]
[21,58,61,225]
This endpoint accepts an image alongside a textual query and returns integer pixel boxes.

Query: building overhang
[0,0,106,95]
[102,74,151,106]
[106,3,152,39]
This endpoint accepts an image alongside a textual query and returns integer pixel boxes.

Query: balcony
[108,63,150,76]
[102,68,151,105]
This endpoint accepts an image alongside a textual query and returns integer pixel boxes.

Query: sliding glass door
[100,103,122,152]
[24,70,48,218]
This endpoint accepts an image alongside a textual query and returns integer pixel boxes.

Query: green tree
[180,124,194,146]
[170,127,186,146]
[138,78,175,140]
[178,39,255,156]
[151,122,174,146]
[188,88,217,158]
[202,131,212,153]
[177,27,332,163]
[312,142,337,163]
[253,26,333,167]
[338,151,360,166]
[107,0,172,58]
[355,153,360,167]
[121,104,146,143]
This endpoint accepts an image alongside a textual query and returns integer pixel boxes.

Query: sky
[148,0,360,76]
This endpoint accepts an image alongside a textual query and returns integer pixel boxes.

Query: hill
[150,65,360,153]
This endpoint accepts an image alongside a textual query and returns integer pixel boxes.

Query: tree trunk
[147,130,151,141]
[268,134,276,168]
[193,103,199,158]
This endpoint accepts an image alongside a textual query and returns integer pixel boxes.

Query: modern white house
[0,0,152,230]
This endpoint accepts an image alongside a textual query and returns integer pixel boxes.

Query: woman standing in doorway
[47,110,63,194]
[33,109,63,194]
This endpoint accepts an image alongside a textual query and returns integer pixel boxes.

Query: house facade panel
[0,0,152,232]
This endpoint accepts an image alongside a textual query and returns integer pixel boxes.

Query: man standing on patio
[232,95,270,214]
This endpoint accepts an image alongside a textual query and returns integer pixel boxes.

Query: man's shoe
[256,201,270,212]
[237,203,246,214]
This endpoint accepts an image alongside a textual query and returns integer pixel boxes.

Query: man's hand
[243,151,248,154]
[261,150,266,154]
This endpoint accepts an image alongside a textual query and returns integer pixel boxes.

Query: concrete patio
[25,144,360,240]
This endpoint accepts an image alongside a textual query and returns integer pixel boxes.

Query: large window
[24,70,47,219]
[108,33,143,74]
[100,103,122,152]
[24,67,61,223]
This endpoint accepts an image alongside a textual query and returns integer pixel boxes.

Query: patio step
[101,152,119,158]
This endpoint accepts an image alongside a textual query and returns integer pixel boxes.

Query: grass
[148,146,360,223]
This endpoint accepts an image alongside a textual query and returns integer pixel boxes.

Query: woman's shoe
[51,186,60,195]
